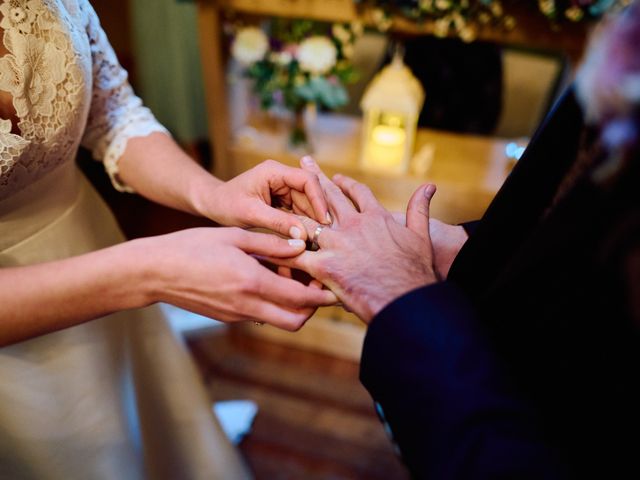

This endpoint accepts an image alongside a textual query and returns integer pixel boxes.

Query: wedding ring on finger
[310,225,325,251]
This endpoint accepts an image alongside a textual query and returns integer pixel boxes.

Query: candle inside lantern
[359,53,424,175]
[363,112,407,170]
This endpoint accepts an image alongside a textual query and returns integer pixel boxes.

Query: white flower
[459,26,476,43]
[297,36,337,75]
[452,12,465,31]
[538,0,555,16]
[351,20,364,37]
[0,118,12,134]
[0,1,35,34]
[332,24,351,44]
[433,17,451,38]
[0,32,67,120]
[565,6,584,22]
[371,8,393,32]
[274,51,293,66]
[490,1,504,17]
[342,43,355,59]
[503,15,516,30]
[232,27,269,65]
[419,0,433,11]
[10,7,25,23]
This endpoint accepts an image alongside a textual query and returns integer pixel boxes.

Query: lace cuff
[80,0,170,193]
[102,114,170,193]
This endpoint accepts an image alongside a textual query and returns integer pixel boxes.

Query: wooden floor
[187,327,410,480]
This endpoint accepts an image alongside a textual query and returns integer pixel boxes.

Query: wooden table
[232,111,514,224]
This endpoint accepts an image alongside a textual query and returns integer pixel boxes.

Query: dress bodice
[0,0,166,203]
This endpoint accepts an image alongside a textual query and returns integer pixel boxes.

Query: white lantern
[360,54,425,174]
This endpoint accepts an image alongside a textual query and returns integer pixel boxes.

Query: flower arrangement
[355,0,624,42]
[231,19,362,148]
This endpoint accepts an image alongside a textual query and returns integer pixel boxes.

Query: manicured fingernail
[288,239,306,248]
[289,226,302,239]
[425,184,436,198]
[325,212,332,224]
[302,155,315,166]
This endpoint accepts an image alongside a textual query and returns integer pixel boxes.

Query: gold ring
[311,225,325,251]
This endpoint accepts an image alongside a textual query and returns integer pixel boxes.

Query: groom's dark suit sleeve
[359,282,565,479]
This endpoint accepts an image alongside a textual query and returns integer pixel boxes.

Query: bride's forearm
[0,239,156,346]
[116,132,223,218]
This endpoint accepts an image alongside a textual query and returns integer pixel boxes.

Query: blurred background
[83,1,595,478]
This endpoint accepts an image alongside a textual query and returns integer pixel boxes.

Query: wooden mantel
[207,0,588,57]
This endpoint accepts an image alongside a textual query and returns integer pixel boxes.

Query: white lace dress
[0,1,250,479]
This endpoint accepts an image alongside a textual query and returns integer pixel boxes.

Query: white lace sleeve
[79,0,169,192]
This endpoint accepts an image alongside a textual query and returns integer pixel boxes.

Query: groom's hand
[267,157,439,323]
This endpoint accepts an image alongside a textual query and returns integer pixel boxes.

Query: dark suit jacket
[360,88,640,479]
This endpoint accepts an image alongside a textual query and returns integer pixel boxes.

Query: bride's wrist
[188,173,225,222]
[117,238,167,308]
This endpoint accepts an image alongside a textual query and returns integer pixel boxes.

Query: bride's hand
[138,227,337,330]
[199,160,331,240]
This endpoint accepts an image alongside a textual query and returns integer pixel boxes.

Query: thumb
[251,203,308,241]
[406,184,436,239]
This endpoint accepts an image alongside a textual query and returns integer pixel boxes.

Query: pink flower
[283,43,298,58]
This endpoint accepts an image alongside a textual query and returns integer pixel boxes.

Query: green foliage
[294,76,349,110]
[236,18,361,115]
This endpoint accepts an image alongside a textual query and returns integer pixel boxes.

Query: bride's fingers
[266,161,330,225]
[234,229,306,256]
[290,190,316,220]
[243,299,313,332]
[256,268,337,308]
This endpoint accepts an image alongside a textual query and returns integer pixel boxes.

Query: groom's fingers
[391,211,406,225]
[406,184,437,241]
[297,216,337,250]
[332,174,384,214]
[300,156,356,222]
[263,251,318,277]
[277,265,293,279]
